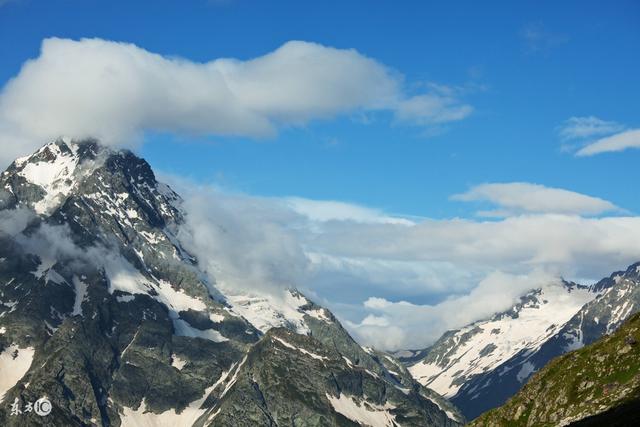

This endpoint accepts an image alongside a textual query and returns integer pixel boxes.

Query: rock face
[0,139,463,427]
[404,265,640,421]
[194,328,460,427]
[470,311,640,426]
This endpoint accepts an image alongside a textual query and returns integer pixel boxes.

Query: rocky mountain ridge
[0,139,463,426]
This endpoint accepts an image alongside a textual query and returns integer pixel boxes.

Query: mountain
[0,139,463,426]
[404,266,640,420]
[469,311,640,426]
[403,281,602,419]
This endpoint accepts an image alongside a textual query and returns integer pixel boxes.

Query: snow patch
[326,393,397,427]
[209,313,224,323]
[218,355,248,399]
[172,319,228,343]
[224,289,311,335]
[171,355,187,370]
[0,345,35,402]
[120,383,216,427]
[72,276,88,316]
[33,256,56,279]
[117,295,136,303]
[272,336,327,361]
[342,356,354,368]
[305,308,331,322]
[103,256,207,313]
[16,142,91,215]
[422,393,461,423]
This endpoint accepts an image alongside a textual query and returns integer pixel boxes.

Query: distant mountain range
[0,139,463,426]
[401,262,640,420]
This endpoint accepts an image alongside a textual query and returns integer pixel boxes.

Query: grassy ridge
[470,312,640,426]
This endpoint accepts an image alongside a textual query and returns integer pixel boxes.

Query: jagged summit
[3,138,120,214]
[407,282,598,400]
[0,139,463,426]
[589,261,640,294]
[2,139,178,227]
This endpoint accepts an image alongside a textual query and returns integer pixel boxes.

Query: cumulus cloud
[451,182,620,217]
[576,129,640,156]
[0,37,473,165]
[558,116,625,140]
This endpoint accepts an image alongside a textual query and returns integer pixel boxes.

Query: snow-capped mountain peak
[408,281,597,399]
[7,138,107,214]
[403,264,640,420]
[0,140,463,426]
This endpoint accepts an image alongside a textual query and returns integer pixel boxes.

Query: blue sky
[1,0,640,348]
[1,0,638,218]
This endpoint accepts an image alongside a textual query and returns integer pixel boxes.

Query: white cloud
[0,207,35,237]
[346,271,557,350]
[556,116,640,156]
[162,178,640,350]
[576,129,640,156]
[285,197,414,225]
[451,182,619,216]
[0,37,473,166]
[308,214,640,279]
[307,215,640,349]
[174,185,311,295]
[395,93,473,126]
[558,116,625,140]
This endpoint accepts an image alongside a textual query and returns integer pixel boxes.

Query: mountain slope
[452,265,640,420]
[0,139,462,426]
[405,281,601,419]
[405,264,640,420]
[191,328,461,427]
[470,312,640,426]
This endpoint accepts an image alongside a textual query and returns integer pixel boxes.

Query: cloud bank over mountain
[0,36,636,350]
[165,178,640,350]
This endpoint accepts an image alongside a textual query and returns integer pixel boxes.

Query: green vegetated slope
[470,312,640,426]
